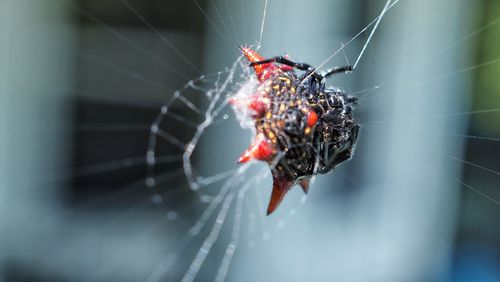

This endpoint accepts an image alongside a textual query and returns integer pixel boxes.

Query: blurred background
[1,0,499,281]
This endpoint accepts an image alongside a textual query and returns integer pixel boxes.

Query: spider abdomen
[234,47,359,215]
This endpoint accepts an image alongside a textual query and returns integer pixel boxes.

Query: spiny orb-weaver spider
[231,47,359,215]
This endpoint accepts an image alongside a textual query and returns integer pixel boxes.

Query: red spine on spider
[234,47,359,215]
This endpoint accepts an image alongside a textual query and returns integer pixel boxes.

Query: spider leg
[249,56,310,70]
[346,96,358,104]
[322,65,353,78]
[298,69,324,84]
[250,56,324,81]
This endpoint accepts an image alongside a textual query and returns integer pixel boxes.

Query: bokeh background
[1,0,499,281]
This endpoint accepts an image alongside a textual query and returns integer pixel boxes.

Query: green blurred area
[474,0,500,135]
[458,0,500,269]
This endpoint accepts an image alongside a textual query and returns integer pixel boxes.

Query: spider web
[4,0,500,281]
[143,1,397,280]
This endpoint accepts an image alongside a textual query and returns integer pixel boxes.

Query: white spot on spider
[338,95,346,114]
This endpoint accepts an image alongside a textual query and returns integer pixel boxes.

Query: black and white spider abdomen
[303,82,359,174]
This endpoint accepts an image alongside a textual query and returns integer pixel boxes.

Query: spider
[231,47,359,215]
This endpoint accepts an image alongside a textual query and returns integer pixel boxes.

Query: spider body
[234,47,359,215]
